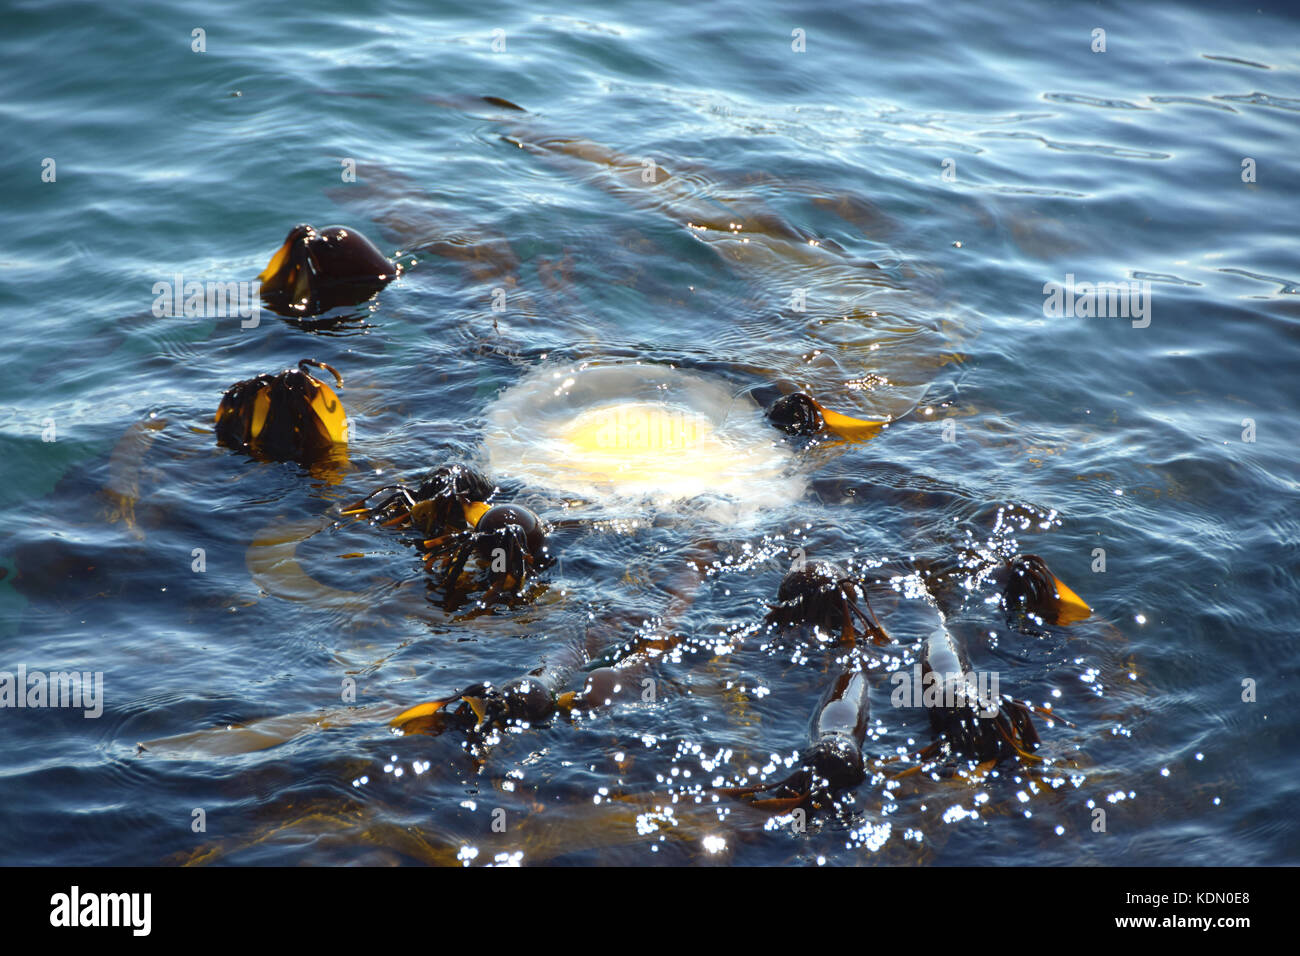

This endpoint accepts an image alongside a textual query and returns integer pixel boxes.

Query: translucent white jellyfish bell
[481,362,806,519]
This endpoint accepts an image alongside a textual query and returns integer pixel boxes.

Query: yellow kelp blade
[177,801,465,867]
[462,500,492,527]
[307,379,349,444]
[102,418,166,532]
[141,703,401,758]
[249,386,272,439]
[257,238,294,284]
[840,616,856,648]
[750,794,808,814]
[214,390,244,428]
[390,699,450,728]
[292,263,312,303]
[247,518,373,610]
[1050,575,1092,625]
[811,399,887,442]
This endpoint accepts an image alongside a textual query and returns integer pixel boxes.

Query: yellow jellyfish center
[563,402,710,453]
[557,402,732,481]
[482,365,805,510]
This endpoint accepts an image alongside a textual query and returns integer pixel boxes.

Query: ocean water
[1,0,1297,865]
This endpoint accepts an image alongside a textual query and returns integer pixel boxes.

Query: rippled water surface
[2,0,1298,865]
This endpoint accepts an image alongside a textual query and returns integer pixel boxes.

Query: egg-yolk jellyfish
[482,362,808,521]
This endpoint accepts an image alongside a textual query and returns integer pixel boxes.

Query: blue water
[2,0,1298,865]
